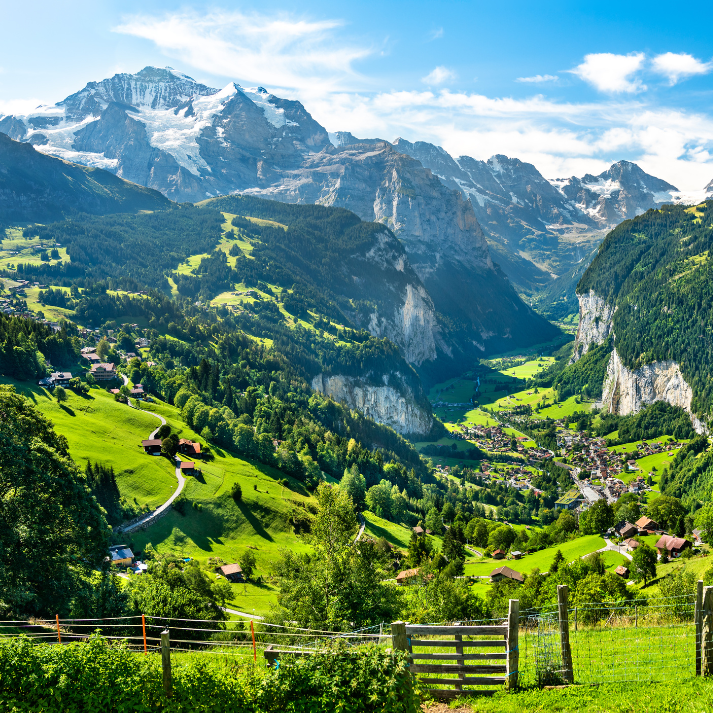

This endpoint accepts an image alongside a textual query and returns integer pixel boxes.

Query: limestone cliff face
[601,348,706,433]
[571,290,616,362]
[311,373,433,436]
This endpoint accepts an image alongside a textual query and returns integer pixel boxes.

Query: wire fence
[0,593,703,688]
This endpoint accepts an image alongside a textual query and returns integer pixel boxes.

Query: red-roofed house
[655,535,692,558]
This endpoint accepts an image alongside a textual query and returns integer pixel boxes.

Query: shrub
[231,482,242,501]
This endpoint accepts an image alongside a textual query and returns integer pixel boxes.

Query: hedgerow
[0,635,418,713]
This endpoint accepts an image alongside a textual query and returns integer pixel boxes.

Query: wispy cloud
[516,74,558,83]
[114,10,373,93]
[421,66,455,85]
[651,52,713,85]
[0,98,45,116]
[570,52,646,93]
[428,27,444,41]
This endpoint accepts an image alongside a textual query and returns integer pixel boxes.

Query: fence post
[702,587,713,677]
[391,621,408,654]
[557,585,573,684]
[696,580,704,676]
[55,615,61,645]
[574,606,577,632]
[250,620,257,662]
[142,614,147,654]
[506,598,519,690]
[161,630,172,697]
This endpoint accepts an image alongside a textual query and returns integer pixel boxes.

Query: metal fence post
[557,585,574,684]
[696,580,704,676]
[506,599,520,690]
[161,630,172,697]
[702,587,713,677]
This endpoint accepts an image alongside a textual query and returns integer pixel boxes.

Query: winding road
[117,374,187,534]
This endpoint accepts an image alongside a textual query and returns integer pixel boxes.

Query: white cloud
[428,28,444,40]
[114,10,373,94]
[0,98,45,116]
[651,52,713,85]
[421,66,455,85]
[570,52,646,93]
[516,74,558,83]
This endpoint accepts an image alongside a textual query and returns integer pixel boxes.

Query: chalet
[91,363,117,381]
[84,353,101,364]
[693,529,704,545]
[624,538,640,551]
[141,439,162,455]
[219,564,245,583]
[178,439,201,458]
[179,462,196,474]
[412,526,425,536]
[511,551,523,560]
[109,545,134,567]
[49,371,72,387]
[490,566,524,584]
[130,385,145,397]
[615,565,630,578]
[636,516,659,533]
[492,549,506,560]
[396,567,421,585]
[655,535,692,558]
[615,521,638,540]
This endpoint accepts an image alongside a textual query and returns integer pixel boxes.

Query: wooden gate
[392,599,519,699]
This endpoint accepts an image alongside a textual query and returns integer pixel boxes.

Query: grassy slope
[3,377,176,509]
[463,535,606,578]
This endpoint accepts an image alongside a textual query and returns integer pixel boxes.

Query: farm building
[219,564,245,583]
[490,566,524,584]
[492,549,506,560]
[109,545,134,567]
[615,565,629,577]
[396,567,421,585]
[624,538,640,551]
[178,439,201,457]
[615,521,638,539]
[636,516,659,533]
[179,462,196,474]
[141,439,162,455]
[412,526,424,536]
[511,551,523,560]
[655,535,692,558]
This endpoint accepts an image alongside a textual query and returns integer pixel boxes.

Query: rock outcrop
[571,290,616,362]
[601,348,706,433]
[311,373,433,436]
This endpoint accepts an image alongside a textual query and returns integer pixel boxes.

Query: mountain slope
[566,201,713,431]
[0,132,171,222]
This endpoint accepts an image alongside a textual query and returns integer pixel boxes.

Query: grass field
[463,535,606,578]
[3,377,177,510]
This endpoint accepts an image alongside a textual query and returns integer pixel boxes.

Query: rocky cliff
[570,290,616,362]
[311,373,433,436]
[601,348,706,433]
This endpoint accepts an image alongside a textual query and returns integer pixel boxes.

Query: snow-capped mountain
[0,66,558,366]
[0,66,331,201]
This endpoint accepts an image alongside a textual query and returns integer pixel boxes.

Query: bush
[0,635,419,713]
[231,482,242,501]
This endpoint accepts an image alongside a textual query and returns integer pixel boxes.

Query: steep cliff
[602,348,706,433]
[311,373,433,436]
[570,290,616,362]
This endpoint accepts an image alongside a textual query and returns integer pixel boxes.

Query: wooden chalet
[655,535,692,558]
[396,567,421,585]
[636,516,659,533]
[141,439,162,455]
[219,563,245,583]
[178,439,201,457]
[490,566,524,583]
[179,462,196,474]
[615,565,630,577]
[615,521,638,539]
[492,549,506,560]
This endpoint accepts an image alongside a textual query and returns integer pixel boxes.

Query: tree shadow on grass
[236,501,274,542]
[59,404,75,416]
[361,518,405,548]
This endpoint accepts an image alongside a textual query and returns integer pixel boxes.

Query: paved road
[116,375,185,533]
[222,607,265,620]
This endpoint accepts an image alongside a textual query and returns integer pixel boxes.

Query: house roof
[655,535,691,551]
[142,439,162,447]
[219,564,243,576]
[91,362,115,371]
[111,547,133,561]
[615,565,629,576]
[492,549,506,556]
[624,538,640,549]
[179,439,201,453]
[396,567,420,581]
[412,526,424,535]
[636,516,658,529]
[179,462,195,470]
[490,566,524,582]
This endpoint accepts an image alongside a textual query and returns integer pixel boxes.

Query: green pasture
[3,377,177,510]
[537,394,594,419]
[463,535,606,578]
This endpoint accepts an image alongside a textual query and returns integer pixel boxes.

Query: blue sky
[3,0,713,189]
